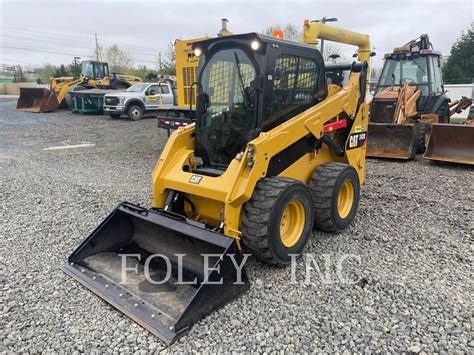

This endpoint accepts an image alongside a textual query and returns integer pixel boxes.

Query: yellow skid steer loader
[64,21,372,343]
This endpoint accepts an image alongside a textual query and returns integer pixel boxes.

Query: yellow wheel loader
[367,34,473,162]
[16,61,142,113]
[64,21,372,343]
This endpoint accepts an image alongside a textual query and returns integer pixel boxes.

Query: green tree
[263,24,301,42]
[105,44,134,73]
[127,65,159,81]
[442,24,474,84]
[55,64,69,77]
[36,64,57,84]
[69,57,82,78]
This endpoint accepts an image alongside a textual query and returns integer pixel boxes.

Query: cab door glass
[430,56,443,94]
[94,63,107,79]
[82,62,94,78]
[159,85,170,94]
[146,85,159,101]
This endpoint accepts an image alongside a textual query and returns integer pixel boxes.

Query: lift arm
[301,20,371,63]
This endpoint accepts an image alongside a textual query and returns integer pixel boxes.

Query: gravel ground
[1,97,472,353]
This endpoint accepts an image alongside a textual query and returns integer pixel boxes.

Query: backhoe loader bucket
[366,123,417,159]
[16,88,59,112]
[424,124,474,165]
[63,202,249,344]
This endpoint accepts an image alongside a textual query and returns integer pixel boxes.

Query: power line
[0,45,91,58]
[1,58,36,65]
[1,45,157,65]
[1,32,159,58]
[0,25,161,55]
[0,34,95,51]
[0,25,93,41]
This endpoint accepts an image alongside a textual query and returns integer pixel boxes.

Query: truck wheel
[109,113,121,119]
[242,177,314,265]
[415,123,430,154]
[309,163,360,232]
[127,105,143,121]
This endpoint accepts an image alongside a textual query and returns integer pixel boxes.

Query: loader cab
[376,50,444,112]
[192,33,326,168]
[81,61,109,80]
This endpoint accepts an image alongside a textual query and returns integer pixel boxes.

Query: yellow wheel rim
[337,180,355,219]
[280,200,305,248]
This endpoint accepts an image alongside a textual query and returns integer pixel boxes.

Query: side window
[267,54,319,126]
[159,85,170,94]
[430,56,443,94]
[147,85,159,95]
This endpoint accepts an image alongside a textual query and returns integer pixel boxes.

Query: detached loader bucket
[424,124,474,165]
[366,123,417,160]
[63,202,249,344]
[16,88,59,112]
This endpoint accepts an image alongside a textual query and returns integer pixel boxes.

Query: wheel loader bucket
[366,123,417,160]
[16,88,59,113]
[424,124,474,165]
[63,202,249,344]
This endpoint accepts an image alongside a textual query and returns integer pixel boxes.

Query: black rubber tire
[309,163,360,233]
[242,177,314,265]
[415,123,430,154]
[436,101,450,124]
[127,105,143,121]
[109,113,121,119]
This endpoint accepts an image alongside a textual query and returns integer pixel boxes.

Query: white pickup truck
[103,81,176,120]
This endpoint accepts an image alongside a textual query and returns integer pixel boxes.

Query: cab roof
[192,32,320,54]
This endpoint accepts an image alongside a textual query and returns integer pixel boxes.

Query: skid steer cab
[65,28,371,343]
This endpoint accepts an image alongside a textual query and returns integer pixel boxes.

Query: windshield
[197,48,257,166]
[126,84,149,92]
[82,62,94,77]
[378,57,429,88]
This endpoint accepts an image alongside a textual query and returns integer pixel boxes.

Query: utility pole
[95,33,99,61]
[317,17,338,57]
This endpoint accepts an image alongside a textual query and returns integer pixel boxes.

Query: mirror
[196,92,210,115]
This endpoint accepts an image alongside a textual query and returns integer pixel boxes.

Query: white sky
[0,0,472,69]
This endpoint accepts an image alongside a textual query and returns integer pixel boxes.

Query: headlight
[194,48,202,57]
[250,40,260,51]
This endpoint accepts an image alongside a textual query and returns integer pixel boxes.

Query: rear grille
[105,97,119,105]
[182,67,197,105]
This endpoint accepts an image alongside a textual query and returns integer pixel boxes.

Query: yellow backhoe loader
[63,21,372,343]
[367,34,472,162]
[16,61,142,113]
